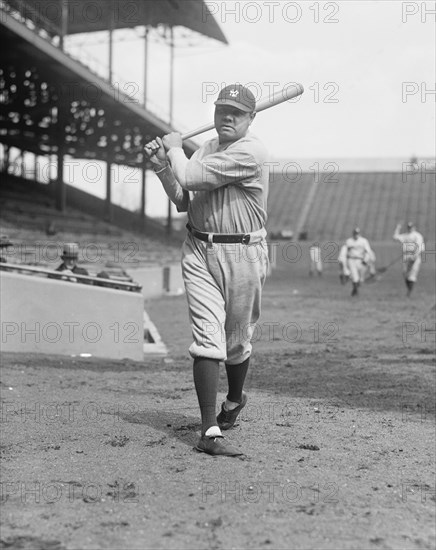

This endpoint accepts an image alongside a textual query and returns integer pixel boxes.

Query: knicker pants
[182,233,269,365]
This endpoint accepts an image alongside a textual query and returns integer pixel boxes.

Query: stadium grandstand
[267,161,435,246]
[0,0,227,359]
[265,159,435,275]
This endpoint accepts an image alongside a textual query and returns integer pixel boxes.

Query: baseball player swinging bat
[146,82,301,456]
[181,83,304,141]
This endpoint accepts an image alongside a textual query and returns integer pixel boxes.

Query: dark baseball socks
[224,358,249,410]
[193,357,250,436]
[193,357,221,437]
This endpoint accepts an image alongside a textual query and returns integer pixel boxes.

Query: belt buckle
[241,234,250,245]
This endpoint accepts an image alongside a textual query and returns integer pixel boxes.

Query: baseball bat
[181,83,304,141]
[376,254,403,274]
[365,253,405,284]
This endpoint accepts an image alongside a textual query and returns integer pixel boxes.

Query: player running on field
[393,221,425,297]
[343,227,373,296]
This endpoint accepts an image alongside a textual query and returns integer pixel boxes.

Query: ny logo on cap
[229,90,239,97]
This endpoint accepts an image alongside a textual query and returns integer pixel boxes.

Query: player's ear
[249,111,256,124]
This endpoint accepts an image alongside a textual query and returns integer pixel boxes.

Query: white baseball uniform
[338,244,350,277]
[393,228,425,282]
[365,248,376,278]
[344,236,372,283]
[155,132,269,364]
[309,244,322,275]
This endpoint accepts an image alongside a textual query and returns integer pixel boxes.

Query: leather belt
[186,223,251,244]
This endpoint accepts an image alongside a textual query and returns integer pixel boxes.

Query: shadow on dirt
[119,409,200,447]
[247,349,435,418]
[1,353,182,374]
[0,536,66,550]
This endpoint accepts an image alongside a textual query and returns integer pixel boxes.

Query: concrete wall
[1,271,145,361]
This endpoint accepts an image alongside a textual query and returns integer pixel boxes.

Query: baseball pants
[403,256,421,282]
[347,258,366,283]
[181,233,269,365]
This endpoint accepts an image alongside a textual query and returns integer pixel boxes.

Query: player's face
[214,106,255,144]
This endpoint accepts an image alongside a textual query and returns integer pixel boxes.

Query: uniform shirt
[159,133,269,234]
[345,236,372,262]
[393,229,425,260]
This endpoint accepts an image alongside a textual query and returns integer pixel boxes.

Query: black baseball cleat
[217,392,248,430]
[351,283,359,296]
[195,435,244,456]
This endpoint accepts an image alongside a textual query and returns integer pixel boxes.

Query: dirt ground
[1,242,435,550]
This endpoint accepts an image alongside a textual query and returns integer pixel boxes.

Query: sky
[62,0,435,216]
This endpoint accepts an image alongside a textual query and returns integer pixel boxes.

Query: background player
[393,222,425,296]
[338,242,350,284]
[343,227,373,296]
[309,241,323,276]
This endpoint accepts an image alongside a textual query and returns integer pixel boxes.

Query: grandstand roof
[0,1,209,165]
[7,0,228,43]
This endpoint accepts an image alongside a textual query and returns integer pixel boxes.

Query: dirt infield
[1,244,435,550]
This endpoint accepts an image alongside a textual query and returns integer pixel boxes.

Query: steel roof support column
[166,25,175,237]
[108,0,114,84]
[33,153,38,182]
[49,153,56,190]
[20,152,26,178]
[143,27,148,108]
[2,144,10,174]
[105,157,113,223]
[60,0,68,50]
[55,108,66,212]
[169,26,174,126]
[140,163,147,228]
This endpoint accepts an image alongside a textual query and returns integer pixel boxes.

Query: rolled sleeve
[168,147,260,191]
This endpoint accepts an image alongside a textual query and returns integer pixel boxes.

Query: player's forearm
[167,148,190,188]
[393,224,402,240]
[154,164,189,211]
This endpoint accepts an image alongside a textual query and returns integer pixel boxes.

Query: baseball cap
[62,243,79,259]
[214,84,256,113]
